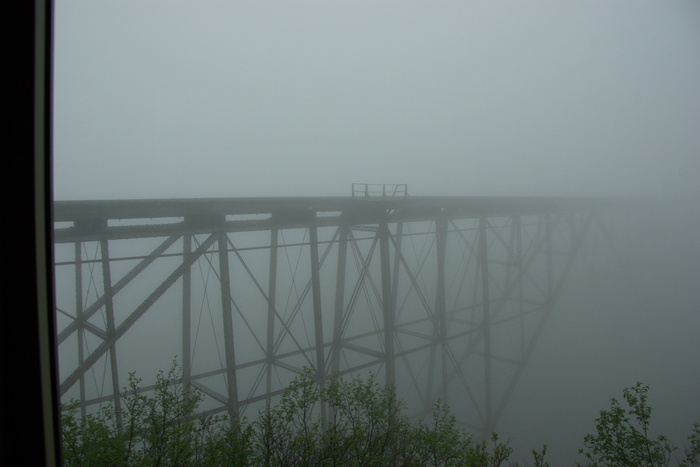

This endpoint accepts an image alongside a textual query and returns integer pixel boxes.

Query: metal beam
[309,226,327,424]
[182,234,192,391]
[266,229,278,406]
[479,216,493,435]
[331,225,348,375]
[218,232,239,424]
[60,233,217,395]
[380,220,395,387]
[100,237,122,431]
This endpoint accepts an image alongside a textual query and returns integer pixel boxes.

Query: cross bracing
[53,196,620,437]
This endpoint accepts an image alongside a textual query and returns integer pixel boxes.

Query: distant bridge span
[53,195,621,436]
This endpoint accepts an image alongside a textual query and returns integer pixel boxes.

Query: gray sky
[53,0,700,200]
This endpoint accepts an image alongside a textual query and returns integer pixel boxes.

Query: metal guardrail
[352,183,408,199]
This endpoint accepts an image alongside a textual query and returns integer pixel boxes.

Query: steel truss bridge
[53,195,621,436]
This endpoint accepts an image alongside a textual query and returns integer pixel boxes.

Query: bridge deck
[54,196,616,242]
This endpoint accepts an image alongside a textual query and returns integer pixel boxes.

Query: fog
[54,0,700,200]
[53,1,700,464]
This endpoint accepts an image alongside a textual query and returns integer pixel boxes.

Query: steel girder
[53,196,611,436]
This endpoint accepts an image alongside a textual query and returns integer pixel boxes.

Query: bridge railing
[352,183,408,199]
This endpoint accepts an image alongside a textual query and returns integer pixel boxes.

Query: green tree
[61,360,251,466]
[531,444,549,467]
[410,399,469,466]
[251,368,324,466]
[579,382,675,467]
[61,364,524,466]
[408,400,513,466]
[463,433,514,467]
[61,401,125,466]
[680,423,700,467]
[322,372,411,465]
[248,369,514,466]
[59,369,699,466]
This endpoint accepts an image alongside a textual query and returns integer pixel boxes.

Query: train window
[51,2,700,465]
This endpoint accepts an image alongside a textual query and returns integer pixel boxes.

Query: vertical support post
[266,228,278,406]
[515,216,525,356]
[218,232,239,425]
[379,220,395,387]
[546,214,553,297]
[74,242,86,418]
[391,223,403,324]
[332,225,348,375]
[435,217,448,402]
[309,225,327,423]
[479,216,493,434]
[182,234,192,390]
[100,236,122,432]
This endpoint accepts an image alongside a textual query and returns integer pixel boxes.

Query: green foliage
[250,369,514,466]
[531,444,549,467]
[251,369,413,465]
[680,423,700,467]
[64,366,698,466]
[409,399,515,467]
[411,399,469,466]
[61,402,125,466]
[466,433,514,467]
[62,364,514,466]
[321,372,410,465]
[252,368,324,466]
[61,360,251,466]
[579,382,675,467]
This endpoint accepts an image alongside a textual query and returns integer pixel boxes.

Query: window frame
[0,0,60,464]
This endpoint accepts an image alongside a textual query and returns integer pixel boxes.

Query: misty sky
[53,0,700,200]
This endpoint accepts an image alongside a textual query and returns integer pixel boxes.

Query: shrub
[61,364,522,466]
[61,361,251,466]
[579,382,675,467]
